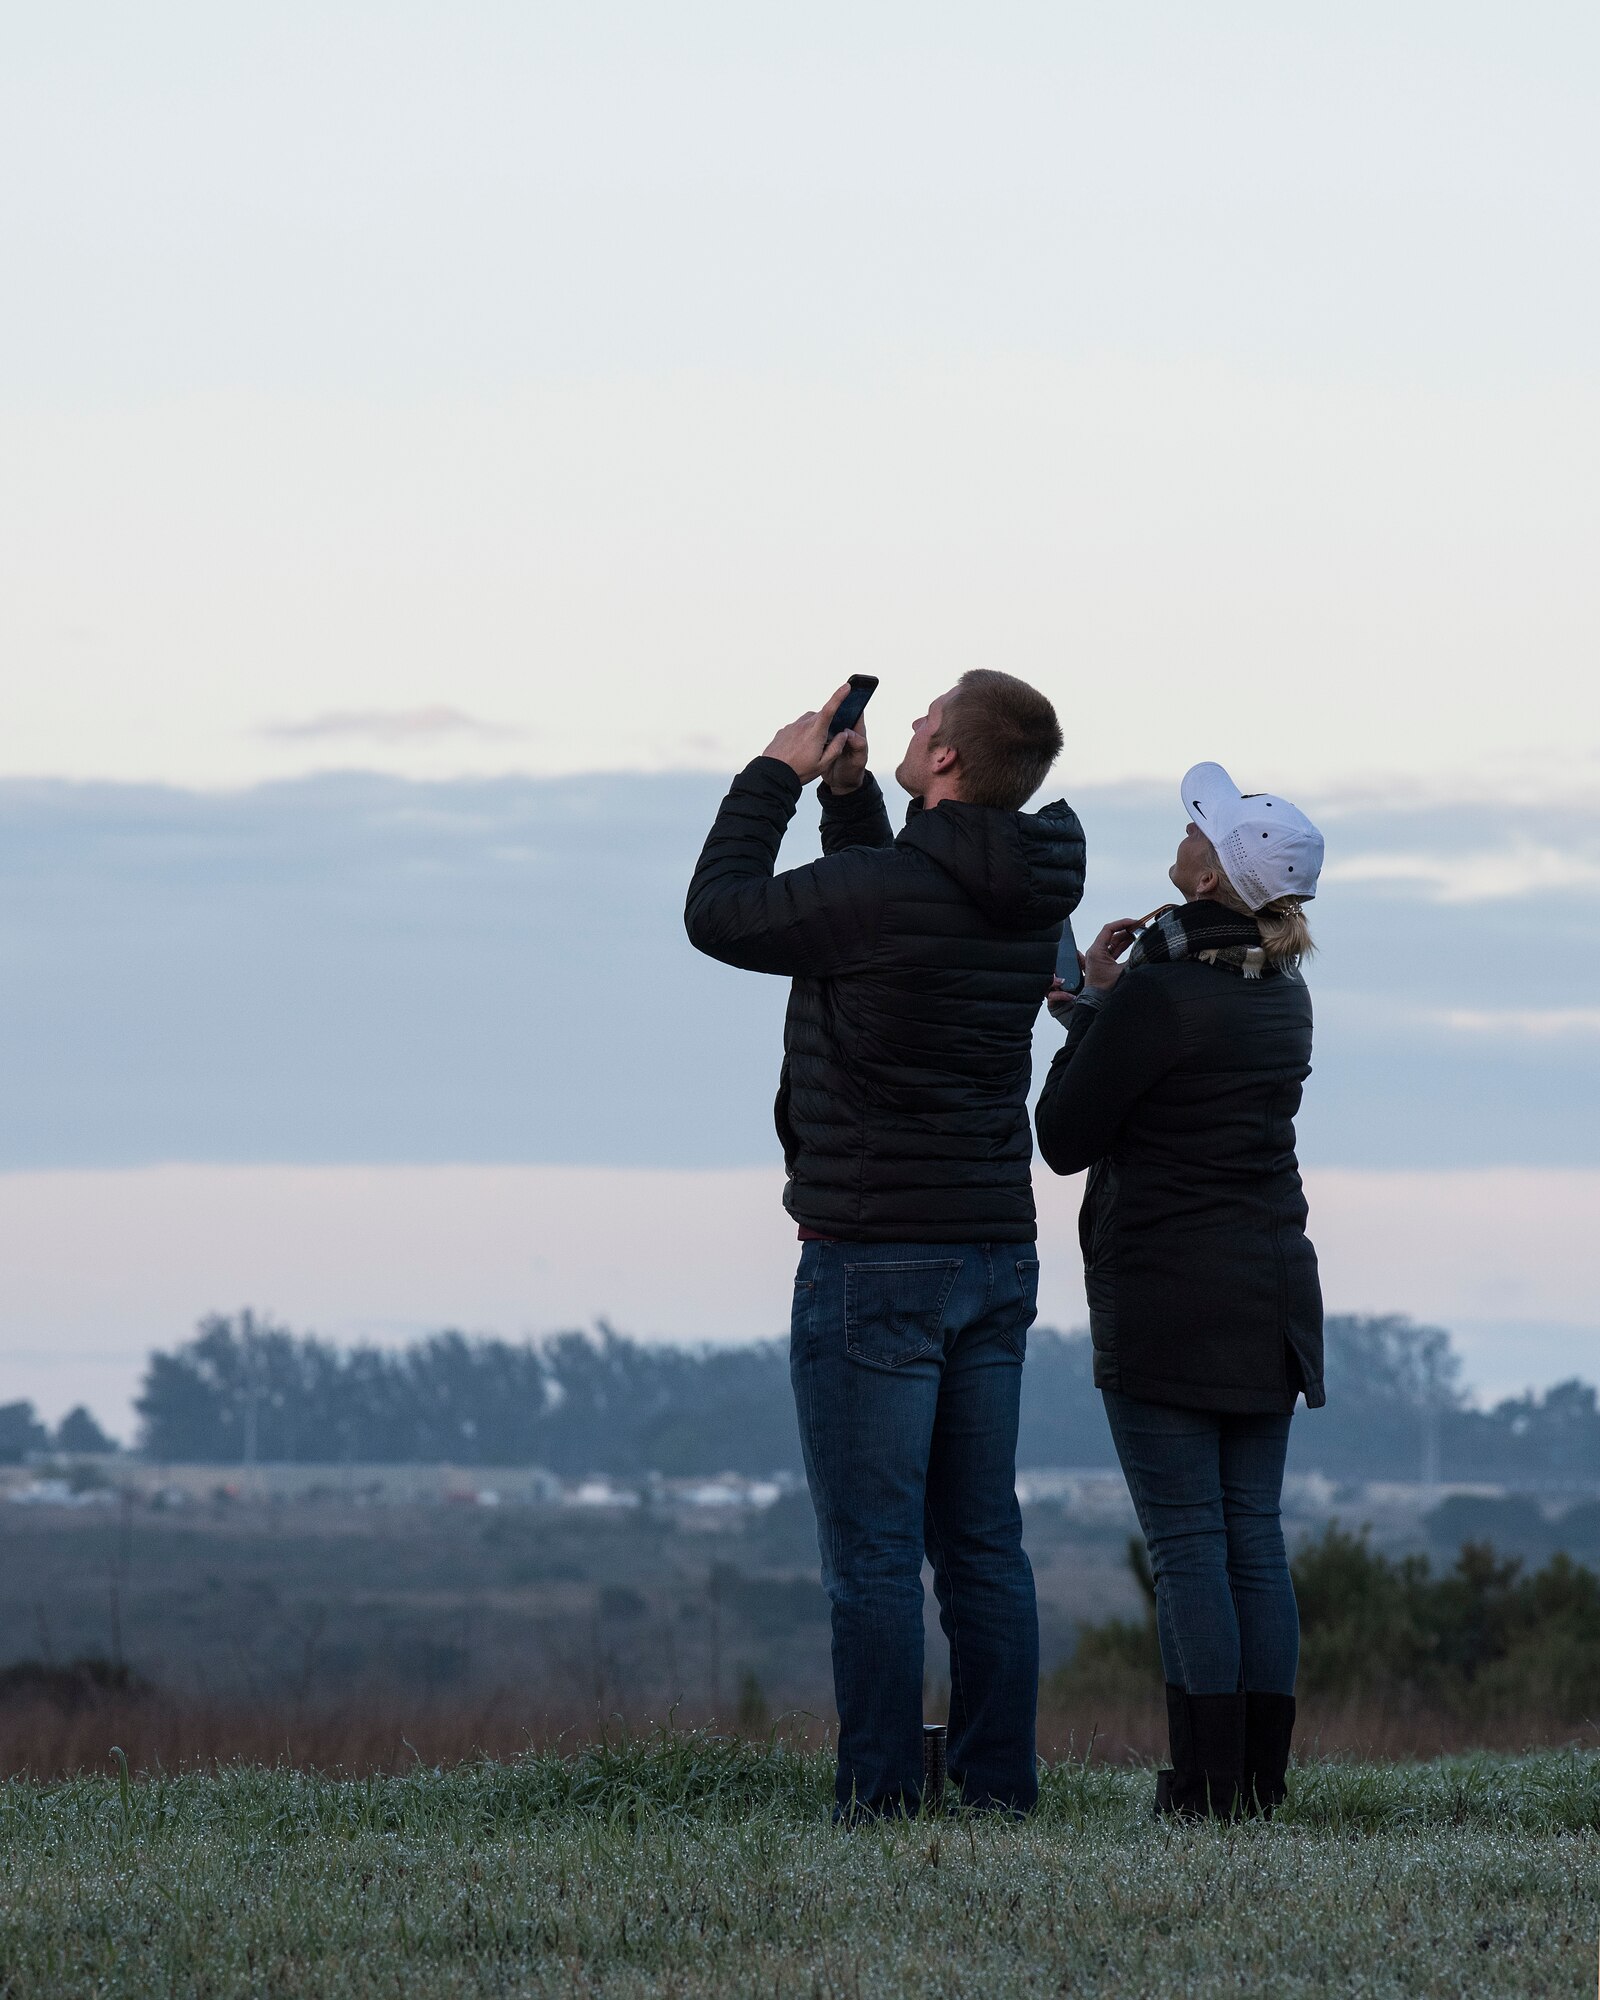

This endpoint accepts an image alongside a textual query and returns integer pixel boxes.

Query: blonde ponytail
[1252,897,1315,968]
[1198,841,1315,968]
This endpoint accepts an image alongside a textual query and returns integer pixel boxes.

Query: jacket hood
[898,796,1086,931]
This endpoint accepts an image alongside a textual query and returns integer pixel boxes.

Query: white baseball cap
[1181,763,1324,911]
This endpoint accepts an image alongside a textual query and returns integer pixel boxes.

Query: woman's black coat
[1034,917,1324,1414]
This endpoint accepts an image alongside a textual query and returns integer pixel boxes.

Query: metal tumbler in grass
[922,1723,947,1806]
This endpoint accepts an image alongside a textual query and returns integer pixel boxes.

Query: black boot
[1154,1684,1245,1820]
[1242,1692,1296,1818]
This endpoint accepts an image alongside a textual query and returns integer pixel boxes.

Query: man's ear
[930,740,959,776]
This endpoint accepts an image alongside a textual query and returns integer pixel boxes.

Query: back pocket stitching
[843,1260,962,1369]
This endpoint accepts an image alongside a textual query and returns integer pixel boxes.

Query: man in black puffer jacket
[685,672,1084,1817]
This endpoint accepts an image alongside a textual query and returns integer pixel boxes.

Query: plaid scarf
[1126,899,1272,980]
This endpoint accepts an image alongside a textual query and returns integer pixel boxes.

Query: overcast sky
[2,6,1596,1429]
[2,2,1596,795]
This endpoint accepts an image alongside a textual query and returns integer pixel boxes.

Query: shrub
[1051,1527,1600,1720]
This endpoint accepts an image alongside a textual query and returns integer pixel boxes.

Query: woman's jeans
[791,1238,1040,1816]
[1101,1390,1299,1696]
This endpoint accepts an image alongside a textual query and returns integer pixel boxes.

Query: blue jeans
[790,1239,1040,1815]
[1101,1391,1299,1696]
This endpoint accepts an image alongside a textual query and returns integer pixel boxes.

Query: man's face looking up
[895,688,959,801]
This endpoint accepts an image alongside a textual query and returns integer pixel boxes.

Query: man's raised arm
[819,771,894,854]
[683,690,886,978]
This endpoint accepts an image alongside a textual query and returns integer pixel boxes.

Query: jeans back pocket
[843,1259,962,1371]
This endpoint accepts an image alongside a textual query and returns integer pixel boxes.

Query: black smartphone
[1054,916,1083,992]
[828,674,879,738]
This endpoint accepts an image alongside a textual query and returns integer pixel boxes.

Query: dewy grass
[0,1735,1595,1998]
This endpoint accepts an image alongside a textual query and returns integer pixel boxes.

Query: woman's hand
[1045,977,1077,1023]
[1083,919,1142,993]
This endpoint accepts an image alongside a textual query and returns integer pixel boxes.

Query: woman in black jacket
[1036,763,1326,1819]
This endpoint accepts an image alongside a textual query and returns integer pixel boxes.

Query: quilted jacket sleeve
[684,757,888,978]
[1034,971,1184,1175]
[818,772,895,854]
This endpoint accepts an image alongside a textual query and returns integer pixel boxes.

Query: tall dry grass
[1,1685,1593,1779]
[1037,1692,1600,1765]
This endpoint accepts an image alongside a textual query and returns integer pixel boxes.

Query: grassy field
[0,1736,1596,1998]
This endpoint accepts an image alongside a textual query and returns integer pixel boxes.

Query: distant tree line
[133,1312,800,1477]
[113,1310,1600,1486]
[1296,1314,1600,1488]
[0,1403,118,1464]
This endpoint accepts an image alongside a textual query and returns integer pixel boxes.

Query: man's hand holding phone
[764,680,874,792]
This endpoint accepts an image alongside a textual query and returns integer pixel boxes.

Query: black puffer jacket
[1034,920,1324,1413]
[686,757,1085,1242]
